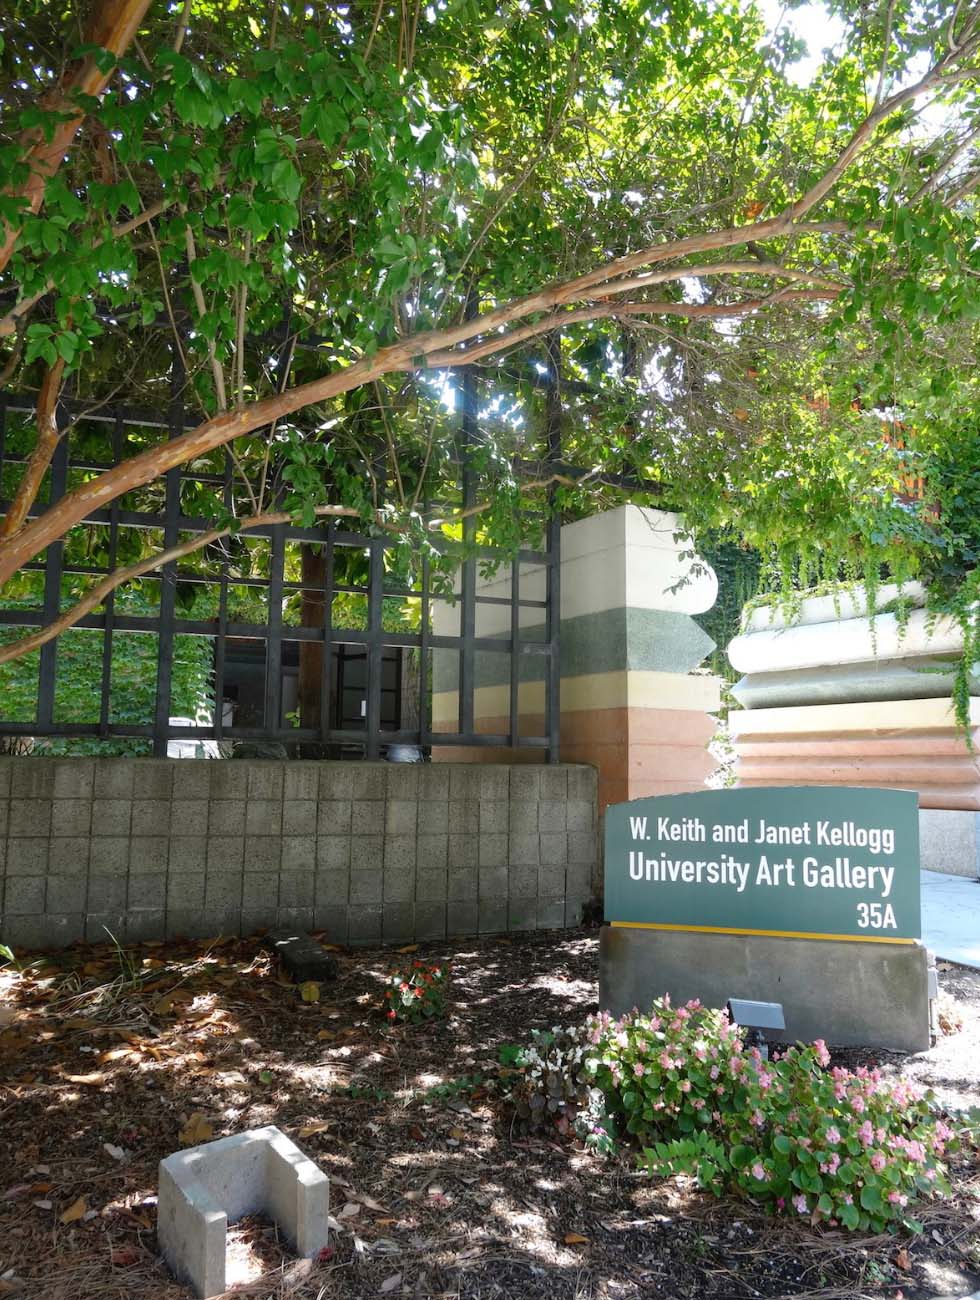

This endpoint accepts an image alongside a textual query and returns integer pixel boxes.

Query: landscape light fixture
[726,998,786,1061]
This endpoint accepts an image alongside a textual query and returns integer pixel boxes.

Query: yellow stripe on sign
[609,921,917,945]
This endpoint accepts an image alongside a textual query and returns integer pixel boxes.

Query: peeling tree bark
[0,0,154,275]
[0,357,67,542]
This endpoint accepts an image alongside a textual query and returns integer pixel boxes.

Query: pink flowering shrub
[504,995,956,1231]
[382,960,448,1024]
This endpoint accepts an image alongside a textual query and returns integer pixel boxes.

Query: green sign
[604,787,920,942]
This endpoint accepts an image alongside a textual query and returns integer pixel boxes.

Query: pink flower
[825,1126,841,1146]
[934,1120,953,1141]
[792,1194,808,1215]
[870,1152,886,1172]
[851,1095,866,1114]
[660,1051,672,1070]
[709,1065,720,1080]
[751,1162,768,1181]
[756,1070,773,1090]
[857,1120,874,1147]
[751,1109,765,1128]
[813,1039,831,1067]
[887,1190,908,1207]
[633,1063,645,1078]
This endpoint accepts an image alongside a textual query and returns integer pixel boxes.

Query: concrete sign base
[158,1126,329,1299]
[599,926,930,1053]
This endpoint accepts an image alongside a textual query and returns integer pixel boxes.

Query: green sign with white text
[604,787,920,942]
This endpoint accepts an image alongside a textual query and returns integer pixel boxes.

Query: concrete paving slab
[922,869,980,969]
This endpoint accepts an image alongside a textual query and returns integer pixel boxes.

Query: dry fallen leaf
[299,981,320,1003]
[65,1072,106,1086]
[338,1202,360,1219]
[396,945,418,954]
[111,1246,141,1267]
[60,1196,87,1224]
[299,1122,330,1138]
[179,1113,213,1146]
[380,1273,402,1293]
[744,200,766,219]
[895,1247,911,1272]
[564,1232,589,1245]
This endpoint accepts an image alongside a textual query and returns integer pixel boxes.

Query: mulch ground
[1,926,979,1300]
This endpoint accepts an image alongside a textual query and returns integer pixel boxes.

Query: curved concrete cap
[731,657,980,710]
[742,582,927,633]
[729,696,980,738]
[158,1126,329,1299]
[729,609,965,676]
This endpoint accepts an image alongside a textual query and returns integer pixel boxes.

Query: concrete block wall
[0,758,599,950]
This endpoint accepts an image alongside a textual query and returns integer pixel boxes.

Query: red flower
[414,987,424,998]
[387,1010,397,1020]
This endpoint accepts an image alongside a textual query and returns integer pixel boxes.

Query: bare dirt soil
[1,927,978,1300]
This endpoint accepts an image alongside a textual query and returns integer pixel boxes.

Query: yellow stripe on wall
[609,920,916,945]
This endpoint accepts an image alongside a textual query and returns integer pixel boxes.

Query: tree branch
[0,358,67,542]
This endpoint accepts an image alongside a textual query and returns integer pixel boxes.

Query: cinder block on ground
[158,1126,329,1299]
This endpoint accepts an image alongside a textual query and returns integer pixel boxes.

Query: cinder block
[446,899,478,936]
[479,866,507,899]
[478,767,510,800]
[318,764,354,801]
[350,800,383,835]
[278,873,314,909]
[538,864,566,897]
[316,837,349,870]
[283,766,318,801]
[318,801,353,836]
[169,874,205,908]
[384,836,415,872]
[508,801,537,834]
[538,768,568,802]
[314,871,349,906]
[349,870,383,904]
[448,800,479,834]
[385,800,417,835]
[208,765,248,799]
[283,801,316,836]
[447,869,477,901]
[478,834,508,868]
[508,900,537,932]
[565,896,587,928]
[87,875,127,912]
[86,909,127,940]
[414,902,447,940]
[126,910,164,942]
[53,760,95,799]
[509,767,539,802]
[134,761,173,800]
[478,899,508,934]
[11,763,54,798]
[313,905,349,945]
[479,801,508,834]
[9,799,51,837]
[418,766,449,800]
[42,795,89,837]
[538,801,567,834]
[0,801,7,837]
[90,799,130,836]
[242,873,279,910]
[169,837,208,873]
[132,799,171,836]
[281,837,316,871]
[351,765,386,800]
[205,875,243,909]
[508,868,537,900]
[93,760,134,798]
[536,898,566,930]
[567,800,595,832]
[158,1126,329,1299]
[568,832,598,864]
[349,835,383,870]
[48,838,90,873]
[248,764,284,801]
[240,909,270,937]
[173,763,211,800]
[130,837,169,873]
[3,912,83,949]
[128,874,166,910]
[417,801,449,835]
[206,838,244,871]
[246,799,282,836]
[508,833,539,866]
[199,907,243,938]
[347,905,382,944]
[7,839,49,874]
[386,766,419,800]
[209,800,246,836]
[566,860,593,894]
[539,833,567,865]
[167,908,217,939]
[382,903,415,943]
[244,836,281,870]
[448,834,477,870]
[416,834,448,869]
[0,762,11,796]
[382,868,413,903]
[449,767,479,800]
[171,800,209,836]
[46,876,87,913]
[416,867,448,902]
[567,766,597,802]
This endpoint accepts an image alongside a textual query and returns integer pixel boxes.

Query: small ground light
[726,998,786,1060]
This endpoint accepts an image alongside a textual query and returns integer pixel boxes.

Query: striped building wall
[432,506,721,812]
